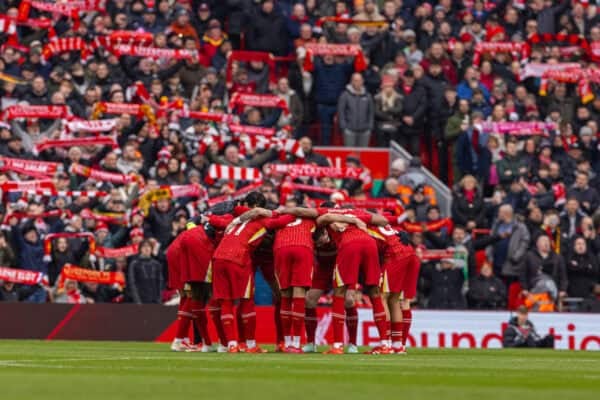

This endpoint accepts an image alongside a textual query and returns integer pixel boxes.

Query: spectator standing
[128,240,164,304]
[565,237,600,306]
[374,76,403,147]
[337,73,374,147]
[520,235,568,303]
[423,258,467,309]
[486,204,530,280]
[397,69,426,156]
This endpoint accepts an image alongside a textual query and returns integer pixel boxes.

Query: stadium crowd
[0,0,598,317]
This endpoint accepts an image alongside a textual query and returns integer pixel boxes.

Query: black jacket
[399,82,427,135]
[127,255,164,304]
[451,187,486,227]
[467,275,507,309]
[520,249,568,292]
[423,264,466,309]
[421,72,448,121]
[566,251,599,298]
[245,8,288,56]
[503,317,542,348]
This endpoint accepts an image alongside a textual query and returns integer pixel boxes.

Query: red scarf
[206,164,262,183]
[225,51,277,85]
[0,157,61,179]
[472,41,529,65]
[35,136,119,154]
[111,44,197,60]
[0,179,55,193]
[0,266,48,286]
[65,118,118,134]
[2,105,69,120]
[69,164,136,185]
[206,182,264,207]
[229,93,290,115]
[464,189,476,203]
[302,43,366,72]
[96,244,139,259]
[266,164,366,180]
[401,218,453,233]
[315,16,388,28]
[57,264,125,289]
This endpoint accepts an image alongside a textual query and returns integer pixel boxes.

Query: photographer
[503,306,555,348]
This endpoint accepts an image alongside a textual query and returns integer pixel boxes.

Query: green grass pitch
[0,340,598,400]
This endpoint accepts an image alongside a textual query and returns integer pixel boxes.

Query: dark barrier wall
[0,303,176,341]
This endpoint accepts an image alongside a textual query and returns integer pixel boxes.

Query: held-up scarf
[21,189,108,198]
[41,37,90,62]
[302,43,366,72]
[91,102,154,120]
[109,44,197,60]
[400,218,453,233]
[472,42,529,66]
[315,16,389,27]
[238,135,304,159]
[57,264,125,288]
[229,93,290,115]
[417,248,462,261]
[0,15,17,34]
[3,209,69,224]
[206,164,262,183]
[69,164,136,185]
[1,179,55,193]
[35,136,119,153]
[79,209,128,226]
[225,51,277,85]
[95,244,139,259]
[206,182,264,207]
[539,67,600,104]
[519,62,580,81]
[336,198,405,214]
[265,164,366,180]
[64,118,118,134]
[228,124,275,137]
[528,33,590,55]
[479,121,556,136]
[43,233,96,262]
[137,185,207,216]
[177,110,233,123]
[2,105,69,120]
[0,266,48,286]
[0,157,61,179]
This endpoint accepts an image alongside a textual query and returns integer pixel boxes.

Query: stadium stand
[0,0,598,315]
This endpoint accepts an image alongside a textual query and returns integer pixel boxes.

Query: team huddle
[167,191,420,354]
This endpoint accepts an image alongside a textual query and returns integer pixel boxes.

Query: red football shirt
[272,217,316,251]
[212,213,291,266]
[366,224,414,259]
[316,208,375,249]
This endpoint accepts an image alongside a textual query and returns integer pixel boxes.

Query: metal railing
[389,140,452,216]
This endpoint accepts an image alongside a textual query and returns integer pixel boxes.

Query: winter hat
[129,228,144,239]
[95,222,109,234]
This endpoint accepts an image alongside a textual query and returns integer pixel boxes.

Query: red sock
[236,305,246,343]
[305,307,317,344]
[189,300,212,346]
[274,299,283,344]
[208,300,227,346]
[219,300,235,344]
[291,297,305,339]
[240,298,256,342]
[401,309,412,346]
[175,297,192,340]
[280,296,292,340]
[345,306,358,345]
[391,321,403,346]
[371,296,388,344]
[332,296,345,345]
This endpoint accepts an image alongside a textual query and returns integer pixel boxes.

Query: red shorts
[274,246,314,290]
[212,259,254,300]
[179,232,214,283]
[166,241,183,290]
[382,253,420,298]
[334,239,381,288]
